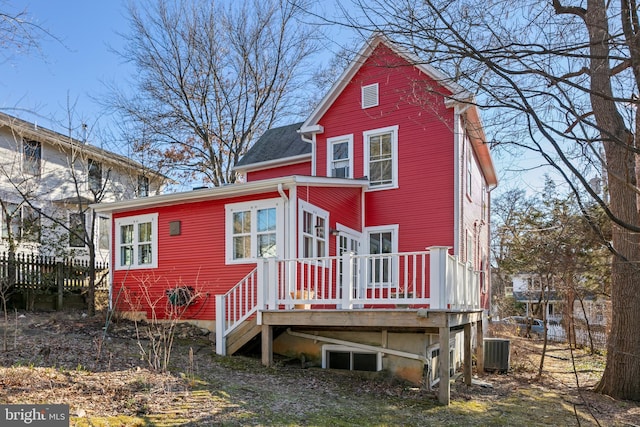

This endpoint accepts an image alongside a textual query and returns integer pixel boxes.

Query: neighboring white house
[0,112,166,263]
[511,272,608,327]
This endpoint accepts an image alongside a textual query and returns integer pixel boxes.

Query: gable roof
[0,111,165,179]
[300,34,473,134]
[300,34,497,187]
[234,122,310,172]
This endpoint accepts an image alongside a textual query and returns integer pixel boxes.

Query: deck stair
[224,318,261,355]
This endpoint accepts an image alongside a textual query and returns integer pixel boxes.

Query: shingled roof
[235,122,310,169]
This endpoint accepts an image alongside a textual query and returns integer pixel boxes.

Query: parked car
[500,316,546,337]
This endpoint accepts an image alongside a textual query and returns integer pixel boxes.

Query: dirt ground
[0,311,638,426]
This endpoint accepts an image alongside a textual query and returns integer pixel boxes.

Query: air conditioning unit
[484,338,510,373]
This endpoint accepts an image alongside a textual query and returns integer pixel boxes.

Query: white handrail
[216,267,259,355]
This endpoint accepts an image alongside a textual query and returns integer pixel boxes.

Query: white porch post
[429,246,449,309]
[340,251,353,309]
[215,294,226,355]
[256,260,266,325]
[266,258,278,309]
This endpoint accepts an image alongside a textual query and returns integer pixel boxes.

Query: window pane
[22,206,40,242]
[333,141,348,160]
[315,217,325,239]
[69,213,85,247]
[303,211,313,234]
[138,222,152,243]
[257,208,276,232]
[233,211,250,234]
[121,246,133,266]
[233,235,251,259]
[1,203,19,240]
[99,217,110,250]
[138,243,152,264]
[121,224,134,244]
[258,233,276,257]
[138,175,149,197]
[23,140,41,176]
[303,235,313,258]
[88,159,102,193]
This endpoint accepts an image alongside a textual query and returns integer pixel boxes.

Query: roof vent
[361,83,379,109]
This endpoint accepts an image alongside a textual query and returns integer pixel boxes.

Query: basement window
[322,345,382,372]
[426,340,456,388]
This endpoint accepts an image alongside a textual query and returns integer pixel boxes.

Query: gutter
[286,328,428,363]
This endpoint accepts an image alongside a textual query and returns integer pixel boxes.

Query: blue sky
[0,1,553,195]
[1,0,130,138]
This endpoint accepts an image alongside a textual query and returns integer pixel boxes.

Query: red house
[95,35,497,403]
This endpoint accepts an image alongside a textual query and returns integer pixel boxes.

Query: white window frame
[365,224,399,288]
[363,125,399,190]
[114,213,158,270]
[361,83,379,109]
[298,200,329,259]
[326,134,354,179]
[225,198,284,264]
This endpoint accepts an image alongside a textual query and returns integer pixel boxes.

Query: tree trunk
[587,0,640,401]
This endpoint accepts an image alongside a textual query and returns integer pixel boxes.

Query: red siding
[112,191,282,321]
[246,161,311,182]
[297,185,363,256]
[316,44,456,252]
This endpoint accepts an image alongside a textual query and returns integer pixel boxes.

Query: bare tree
[106,0,320,187]
[336,0,640,400]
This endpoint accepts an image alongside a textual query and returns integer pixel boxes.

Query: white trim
[326,134,354,178]
[453,110,461,257]
[298,200,330,258]
[225,198,284,264]
[232,153,311,173]
[93,175,368,214]
[363,125,399,190]
[114,213,158,270]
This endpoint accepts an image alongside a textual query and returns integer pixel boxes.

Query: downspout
[278,183,290,259]
[299,131,316,176]
[286,328,428,363]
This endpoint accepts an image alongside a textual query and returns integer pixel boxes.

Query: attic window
[361,83,379,109]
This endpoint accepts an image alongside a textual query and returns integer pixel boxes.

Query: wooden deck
[257,308,485,405]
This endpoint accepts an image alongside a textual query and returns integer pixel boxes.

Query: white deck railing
[216,246,480,354]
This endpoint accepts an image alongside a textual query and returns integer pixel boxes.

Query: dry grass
[0,312,638,426]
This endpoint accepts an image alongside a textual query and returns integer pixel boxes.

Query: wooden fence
[0,252,109,311]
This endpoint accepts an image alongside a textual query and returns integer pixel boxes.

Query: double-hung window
[327,135,353,178]
[1,203,40,243]
[366,225,398,287]
[115,213,158,270]
[363,126,398,189]
[299,201,329,259]
[225,198,282,264]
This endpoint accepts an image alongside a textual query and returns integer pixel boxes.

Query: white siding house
[0,112,166,263]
